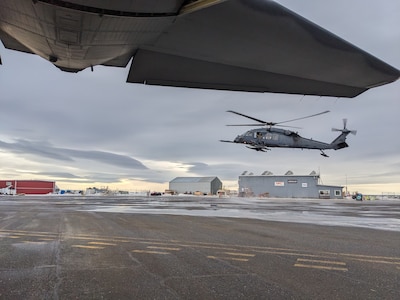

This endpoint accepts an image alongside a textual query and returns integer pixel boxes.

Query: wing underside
[0,0,399,97]
[128,0,399,97]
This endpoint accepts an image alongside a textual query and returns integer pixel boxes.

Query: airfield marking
[350,258,400,265]
[223,252,255,257]
[22,241,49,245]
[339,253,400,260]
[207,252,255,262]
[294,263,348,272]
[1,229,400,268]
[253,249,324,257]
[294,258,348,272]
[296,258,347,266]
[88,241,117,246]
[207,255,249,262]
[132,249,170,255]
[71,245,105,250]
[146,246,181,251]
[0,230,59,239]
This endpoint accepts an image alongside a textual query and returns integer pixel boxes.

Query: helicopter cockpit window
[255,132,263,139]
[246,131,253,136]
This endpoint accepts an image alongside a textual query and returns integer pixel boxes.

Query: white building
[169,177,222,195]
[239,171,343,199]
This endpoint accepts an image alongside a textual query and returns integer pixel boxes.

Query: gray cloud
[0,139,73,161]
[0,139,147,169]
[36,172,81,179]
[187,162,210,173]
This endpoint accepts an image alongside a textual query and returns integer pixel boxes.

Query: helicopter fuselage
[221,110,355,155]
[234,127,332,150]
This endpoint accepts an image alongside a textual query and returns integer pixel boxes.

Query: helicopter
[220,110,357,157]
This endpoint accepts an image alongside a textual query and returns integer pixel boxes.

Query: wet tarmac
[0,195,399,299]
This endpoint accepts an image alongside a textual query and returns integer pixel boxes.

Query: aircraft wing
[128,0,400,97]
[1,0,399,97]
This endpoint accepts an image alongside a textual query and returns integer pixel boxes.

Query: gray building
[238,171,343,199]
[169,177,222,195]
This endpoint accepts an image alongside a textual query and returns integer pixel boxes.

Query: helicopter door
[254,132,263,139]
[265,133,279,141]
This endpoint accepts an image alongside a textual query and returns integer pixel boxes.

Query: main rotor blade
[226,110,329,127]
[227,124,301,129]
[277,110,330,125]
[226,110,270,125]
[226,123,266,126]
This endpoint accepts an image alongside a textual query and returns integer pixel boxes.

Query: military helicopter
[220,110,356,157]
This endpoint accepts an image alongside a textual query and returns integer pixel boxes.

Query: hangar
[169,177,222,195]
[238,171,343,199]
[0,180,56,195]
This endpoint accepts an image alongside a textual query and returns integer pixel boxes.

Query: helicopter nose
[234,135,243,143]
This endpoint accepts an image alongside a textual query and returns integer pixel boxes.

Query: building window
[334,190,342,196]
[319,190,330,199]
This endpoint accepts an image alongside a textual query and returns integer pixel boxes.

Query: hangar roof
[240,170,319,176]
[170,177,220,183]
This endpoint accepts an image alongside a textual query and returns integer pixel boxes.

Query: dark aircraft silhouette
[220,110,356,157]
[0,0,399,96]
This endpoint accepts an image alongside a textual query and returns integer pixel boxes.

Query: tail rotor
[332,119,357,135]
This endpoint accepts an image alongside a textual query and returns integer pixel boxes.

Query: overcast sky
[0,0,399,194]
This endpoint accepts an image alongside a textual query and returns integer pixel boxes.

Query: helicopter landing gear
[320,150,329,157]
[246,145,270,152]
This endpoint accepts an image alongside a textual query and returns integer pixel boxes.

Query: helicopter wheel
[320,150,329,157]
